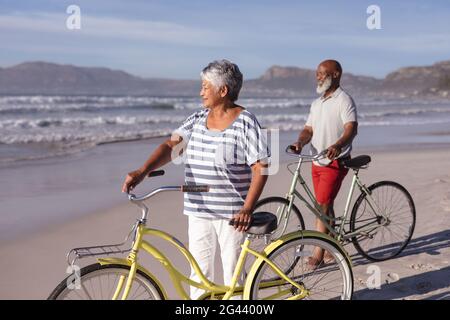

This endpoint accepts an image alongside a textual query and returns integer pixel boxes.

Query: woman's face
[200,80,226,108]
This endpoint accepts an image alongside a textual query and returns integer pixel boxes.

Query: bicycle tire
[350,181,416,261]
[48,263,165,300]
[254,196,305,238]
[246,234,353,300]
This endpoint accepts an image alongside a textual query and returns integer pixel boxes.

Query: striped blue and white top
[174,108,270,219]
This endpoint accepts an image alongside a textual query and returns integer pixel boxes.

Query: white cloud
[0,12,226,47]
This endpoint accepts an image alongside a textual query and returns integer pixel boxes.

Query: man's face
[316,64,331,86]
[316,64,333,95]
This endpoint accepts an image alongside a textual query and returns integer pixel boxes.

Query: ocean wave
[0,96,312,114]
[357,98,450,107]
[185,108,450,123]
[0,115,188,129]
[2,95,449,112]
[0,95,186,105]
[359,107,450,119]
[258,114,309,122]
[3,106,450,131]
[2,117,450,163]
[0,113,310,130]
[0,102,177,115]
[263,118,450,131]
[0,127,176,145]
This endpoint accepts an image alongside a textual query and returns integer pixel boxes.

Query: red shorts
[312,160,349,205]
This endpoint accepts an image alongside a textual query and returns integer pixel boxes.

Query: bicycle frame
[278,157,386,243]
[106,221,309,300]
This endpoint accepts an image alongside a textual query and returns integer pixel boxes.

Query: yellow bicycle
[48,171,354,300]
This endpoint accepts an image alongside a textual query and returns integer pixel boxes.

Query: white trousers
[188,215,245,299]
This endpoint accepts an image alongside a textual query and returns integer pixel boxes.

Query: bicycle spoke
[99,274,104,300]
[80,282,93,300]
[87,278,96,299]
[107,273,120,299]
[351,182,415,260]
[51,265,163,300]
[250,238,352,300]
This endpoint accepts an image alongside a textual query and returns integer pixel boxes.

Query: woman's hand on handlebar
[122,169,146,193]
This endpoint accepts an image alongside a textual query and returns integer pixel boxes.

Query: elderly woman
[121,59,269,299]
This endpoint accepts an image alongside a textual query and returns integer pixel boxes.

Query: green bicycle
[48,170,354,300]
[254,147,416,262]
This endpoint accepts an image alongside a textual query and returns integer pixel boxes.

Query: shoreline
[3,120,450,167]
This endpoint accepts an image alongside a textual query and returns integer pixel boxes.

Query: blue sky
[1,0,449,79]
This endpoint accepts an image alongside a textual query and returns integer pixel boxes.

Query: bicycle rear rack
[67,221,138,267]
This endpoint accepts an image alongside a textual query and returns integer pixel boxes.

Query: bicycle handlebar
[127,185,210,202]
[181,185,210,193]
[285,145,328,160]
[125,169,210,222]
[121,170,208,201]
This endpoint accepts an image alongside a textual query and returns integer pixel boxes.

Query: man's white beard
[316,76,332,95]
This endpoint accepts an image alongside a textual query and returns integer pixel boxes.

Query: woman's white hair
[200,59,243,102]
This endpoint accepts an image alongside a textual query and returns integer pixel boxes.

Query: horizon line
[1,58,448,81]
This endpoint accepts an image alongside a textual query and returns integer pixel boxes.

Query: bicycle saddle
[342,155,371,169]
[247,212,277,235]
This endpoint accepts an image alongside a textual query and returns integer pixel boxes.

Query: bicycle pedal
[360,232,374,239]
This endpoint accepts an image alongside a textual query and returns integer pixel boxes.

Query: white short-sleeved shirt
[305,87,357,166]
[174,108,270,219]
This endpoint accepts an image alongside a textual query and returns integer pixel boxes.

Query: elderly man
[290,60,358,265]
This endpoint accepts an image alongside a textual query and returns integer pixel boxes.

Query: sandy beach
[1,142,449,300]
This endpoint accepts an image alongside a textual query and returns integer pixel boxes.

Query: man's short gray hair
[200,59,243,102]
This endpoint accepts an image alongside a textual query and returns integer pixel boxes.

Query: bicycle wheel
[247,235,353,300]
[48,263,165,300]
[246,197,306,273]
[350,181,416,261]
[254,197,305,238]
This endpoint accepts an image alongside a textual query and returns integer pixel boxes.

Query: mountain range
[0,60,449,98]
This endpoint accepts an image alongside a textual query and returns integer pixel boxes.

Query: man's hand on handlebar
[285,145,329,161]
[289,142,303,154]
[326,144,342,160]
